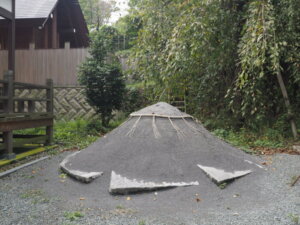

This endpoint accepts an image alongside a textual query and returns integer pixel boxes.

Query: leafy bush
[79,63,125,126]
[121,86,148,115]
[79,26,126,127]
[213,127,287,151]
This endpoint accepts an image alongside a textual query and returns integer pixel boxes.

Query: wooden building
[0,0,92,159]
[0,0,90,86]
[0,0,89,50]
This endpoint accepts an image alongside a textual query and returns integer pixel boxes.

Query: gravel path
[0,152,299,225]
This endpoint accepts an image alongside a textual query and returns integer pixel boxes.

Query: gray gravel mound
[62,102,263,195]
[0,153,299,225]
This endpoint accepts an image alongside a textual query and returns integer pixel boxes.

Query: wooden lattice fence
[15,86,96,121]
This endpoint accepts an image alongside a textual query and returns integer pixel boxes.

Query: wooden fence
[0,71,54,158]
[0,47,89,86]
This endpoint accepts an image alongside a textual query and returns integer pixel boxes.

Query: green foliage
[127,0,300,136]
[114,13,142,48]
[138,220,146,225]
[54,117,126,149]
[78,0,117,29]
[14,117,126,151]
[121,86,148,115]
[229,0,281,123]
[79,26,126,127]
[54,119,99,149]
[218,182,227,189]
[63,211,84,221]
[213,126,286,151]
[79,63,125,126]
[288,213,299,225]
[89,26,121,62]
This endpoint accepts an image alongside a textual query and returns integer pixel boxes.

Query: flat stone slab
[60,151,103,183]
[197,164,251,184]
[109,171,199,194]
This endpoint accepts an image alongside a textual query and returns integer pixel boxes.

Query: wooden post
[28,100,35,112]
[44,24,49,49]
[3,70,15,159]
[46,79,54,145]
[3,131,14,159]
[51,10,58,49]
[17,101,24,113]
[8,0,15,76]
[3,70,14,113]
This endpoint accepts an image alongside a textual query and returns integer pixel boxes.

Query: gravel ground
[0,152,299,225]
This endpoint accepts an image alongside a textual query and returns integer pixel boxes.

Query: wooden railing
[0,71,54,159]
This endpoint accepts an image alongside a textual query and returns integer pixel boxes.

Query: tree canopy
[122,0,299,135]
[79,0,118,29]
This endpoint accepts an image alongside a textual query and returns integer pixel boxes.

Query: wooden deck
[0,71,54,159]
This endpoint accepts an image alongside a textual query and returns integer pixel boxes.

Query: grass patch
[288,214,299,224]
[54,115,126,150]
[59,173,67,179]
[20,189,44,199]
[13,114,126,153]
[63,211,84,221]
[138,220,146,225]
[212,127,288,153]
[20,189,50,204]
[218,182,227,189]
[116,205,125,209]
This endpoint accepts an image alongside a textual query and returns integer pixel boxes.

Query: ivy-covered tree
[79,26,125,127]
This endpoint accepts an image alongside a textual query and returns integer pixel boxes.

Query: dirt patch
[251,147,300,155]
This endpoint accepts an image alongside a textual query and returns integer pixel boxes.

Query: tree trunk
[276,70,298,140]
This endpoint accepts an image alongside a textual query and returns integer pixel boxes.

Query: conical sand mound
[60,102,263,194]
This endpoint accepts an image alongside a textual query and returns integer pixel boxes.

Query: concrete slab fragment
[109,171,199,194]
[60,151,103,183]
[197,164,251,184]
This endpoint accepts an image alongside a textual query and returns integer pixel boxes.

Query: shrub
[79,26,126,127]
[79,62,125,126]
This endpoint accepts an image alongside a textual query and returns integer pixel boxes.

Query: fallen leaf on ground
[252,147,300,156]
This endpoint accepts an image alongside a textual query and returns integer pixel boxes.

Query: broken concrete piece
[109,171,199,194]
[197,164,251,184]
[60,151,103,183]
